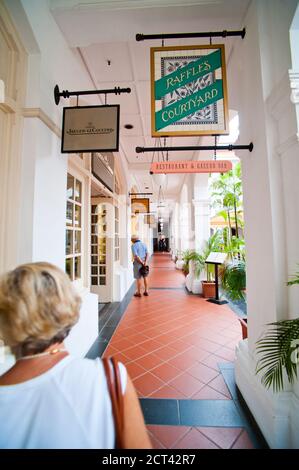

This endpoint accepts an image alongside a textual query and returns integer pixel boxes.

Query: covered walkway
[103,254,260,449]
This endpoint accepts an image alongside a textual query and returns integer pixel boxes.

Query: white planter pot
[192,278,202,294]
[185,273,193,291]
[175,260,184,270]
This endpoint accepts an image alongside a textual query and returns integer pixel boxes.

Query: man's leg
[144,276,149,295]
[133,262,142,296]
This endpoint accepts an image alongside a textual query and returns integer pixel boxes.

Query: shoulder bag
[139,264,149,277]
[102,357,125,449]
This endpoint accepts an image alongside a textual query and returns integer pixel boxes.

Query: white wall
[5,0,100,357]
[229,0,299,448]
[193,171,210,253]
[179,181,192,252]
[6,0,97,267]
[20,119,67,268]
[0,1,28,274]
[170,201,180,258]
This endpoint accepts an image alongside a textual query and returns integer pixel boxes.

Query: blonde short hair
[0,262,81,355]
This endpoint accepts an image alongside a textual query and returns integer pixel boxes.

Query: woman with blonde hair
[0,262,151,449]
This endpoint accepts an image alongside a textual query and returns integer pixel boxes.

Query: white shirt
[0,356,127,449]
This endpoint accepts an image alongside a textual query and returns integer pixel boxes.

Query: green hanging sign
[155,49,221,100]
[155,80,223,131]
[150,44,229,137]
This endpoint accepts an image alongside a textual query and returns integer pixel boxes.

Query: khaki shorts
[133,261,143,279]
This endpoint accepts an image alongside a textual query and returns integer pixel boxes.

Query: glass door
[91,204,107,287]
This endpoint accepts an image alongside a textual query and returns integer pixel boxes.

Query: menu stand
[205,252,228,305]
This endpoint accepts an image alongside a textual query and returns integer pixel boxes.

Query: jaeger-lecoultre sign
[61,105,119,153]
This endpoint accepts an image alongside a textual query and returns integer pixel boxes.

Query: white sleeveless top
[0,356,127,449]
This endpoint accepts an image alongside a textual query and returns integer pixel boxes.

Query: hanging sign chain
[157,138,164,162]
[214,135,217,161]
[163,137,167,162]
[151,139,158,164]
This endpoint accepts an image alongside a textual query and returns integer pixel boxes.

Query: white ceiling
[51,0,250,200]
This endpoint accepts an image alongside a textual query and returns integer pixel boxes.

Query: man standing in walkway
[131,234,149,297]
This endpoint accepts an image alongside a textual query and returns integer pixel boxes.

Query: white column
[192,199,210,253]
[179,180,194,252]
[230,0,299,448]
[289,4,299,137]
[187,199,210,293]
[0,1,27,274]
[173,202,180,257]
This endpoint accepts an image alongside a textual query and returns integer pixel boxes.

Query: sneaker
[144,291,149,296]
[134,293,142,297]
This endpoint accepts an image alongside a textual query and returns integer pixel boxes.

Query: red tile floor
[103,253,254,449]
[147,426,254,450]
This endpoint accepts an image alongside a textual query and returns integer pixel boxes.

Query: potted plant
[189,251,206,294]
[175,251,184,270]
[255,267,299,391]
[220,259,247,336]
[220,260,246,301]
[181,250,205,293]
[202,266,217,298]
[181,250,195,276]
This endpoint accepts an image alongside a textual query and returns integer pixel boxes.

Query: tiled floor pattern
[103,253,257,449]
[146,425,254,449]
[147,254,186,289]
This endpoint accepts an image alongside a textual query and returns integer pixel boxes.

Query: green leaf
[256,318,299,392]
[287,265,299,286]
[220,260,246,300]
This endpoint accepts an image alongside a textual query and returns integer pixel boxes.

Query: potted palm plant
[189,251,206,294]
[182,250,205,293]
[255,267,299,391]
[220,260,246,301]
[220,260,247,338]
[182,250,195,276]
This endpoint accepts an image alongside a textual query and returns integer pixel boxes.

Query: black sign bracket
[54,84,131,105]
[136,28,246,42]
[136,143,254,153]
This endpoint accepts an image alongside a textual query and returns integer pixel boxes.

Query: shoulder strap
[102,357,125,449]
